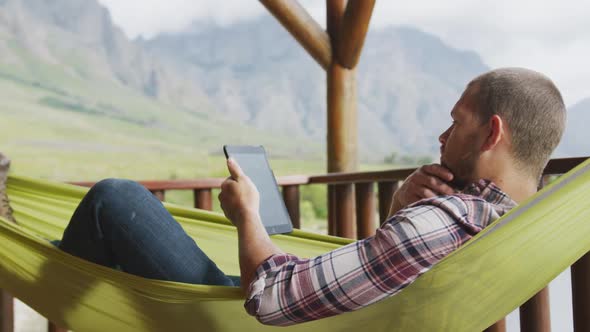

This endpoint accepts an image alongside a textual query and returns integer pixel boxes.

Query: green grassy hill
[0,61,325,182]
[0,67,332,232]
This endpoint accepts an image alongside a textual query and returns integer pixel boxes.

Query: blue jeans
[57,179,239,286]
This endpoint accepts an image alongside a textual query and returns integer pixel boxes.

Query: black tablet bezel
[223,145,293,235]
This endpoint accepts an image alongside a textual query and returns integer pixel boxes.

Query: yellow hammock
[1,159,590,331]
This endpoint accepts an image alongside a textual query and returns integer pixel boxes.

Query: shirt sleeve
[243,202,471,326]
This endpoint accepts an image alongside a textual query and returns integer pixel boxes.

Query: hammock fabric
[1,159,590,331]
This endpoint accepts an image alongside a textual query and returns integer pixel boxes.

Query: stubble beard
[441,151,479,191]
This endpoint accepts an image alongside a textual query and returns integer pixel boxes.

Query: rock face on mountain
[142,18,490,160]
[0,0,211,111]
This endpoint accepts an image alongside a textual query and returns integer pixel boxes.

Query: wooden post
[282,185,301,229]
[519,286,551,332]
[378,181,398,222]
[484,319,506,332]
[572,252,590,332]
[0,292,13,332]
[326,62,356,236]
[333,184,355,238]
[327,0,358,174]
[194,189,212,210]
[260,0,375,239]
[517,175,551,332]
[48,322,68,332]
[355,182,375,238]
[326,0,358,239]
[150,190,165,202]
[327,185,336,236]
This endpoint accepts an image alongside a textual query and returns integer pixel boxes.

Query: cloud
[98,0,590,104]
[97,0,266,37]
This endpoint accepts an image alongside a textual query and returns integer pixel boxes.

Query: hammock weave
[1,159,590,331]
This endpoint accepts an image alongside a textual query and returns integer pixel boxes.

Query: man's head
[439,68,566,189]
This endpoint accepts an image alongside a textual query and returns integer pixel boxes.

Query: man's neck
[483,172,537,204]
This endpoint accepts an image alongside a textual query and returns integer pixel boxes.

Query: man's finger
[220,177,233,191]
[416,187,435,199]
[422,164,454,181]
[421,176,455,195]
[227,158,245,180]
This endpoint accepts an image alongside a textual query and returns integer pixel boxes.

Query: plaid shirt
[244,180,516,326]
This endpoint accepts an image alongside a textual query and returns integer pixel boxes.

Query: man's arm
[243,204,470,325]
[219,160,468,326]
[220,159,470,325]
[235,214,283,292]
[219,158,284,292]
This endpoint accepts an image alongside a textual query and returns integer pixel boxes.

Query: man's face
[438,86,487,189]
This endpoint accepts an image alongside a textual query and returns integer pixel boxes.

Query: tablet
[223,145,293,235]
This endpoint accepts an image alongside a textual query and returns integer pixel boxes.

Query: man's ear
[481,115,504,151]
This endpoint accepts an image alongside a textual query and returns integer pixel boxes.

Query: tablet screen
[223,145,293,235]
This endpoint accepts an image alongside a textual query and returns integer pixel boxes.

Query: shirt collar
[461,179,517,211]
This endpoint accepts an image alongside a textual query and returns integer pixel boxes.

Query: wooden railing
[1,157,588,332]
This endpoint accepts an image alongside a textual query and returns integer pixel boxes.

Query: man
[58,68,566,326]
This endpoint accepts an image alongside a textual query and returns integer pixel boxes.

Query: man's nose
[439,128,449,144]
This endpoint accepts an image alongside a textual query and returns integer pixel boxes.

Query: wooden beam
[72,175,310,191]
[260,0,332,70]
[327,0,346,51]
[337,0,376,69]
[69,157,586,191]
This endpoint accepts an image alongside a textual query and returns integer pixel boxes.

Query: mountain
[1,0,504,167]
[142,18,490,160]
[556,98,590,157]
[0,0,212,109]
[0,0,322,182]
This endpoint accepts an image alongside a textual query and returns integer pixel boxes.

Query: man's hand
[389,164,456,217]
[219,158,283,292]
[219,158,260,227]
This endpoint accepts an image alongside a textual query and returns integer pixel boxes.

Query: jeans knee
[88,178,146,202]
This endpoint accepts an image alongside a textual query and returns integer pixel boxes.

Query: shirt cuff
[243,253,299,317]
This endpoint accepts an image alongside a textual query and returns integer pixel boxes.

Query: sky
[97,0,590,106]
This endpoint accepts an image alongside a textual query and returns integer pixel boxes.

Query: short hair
[470,68,566,180]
